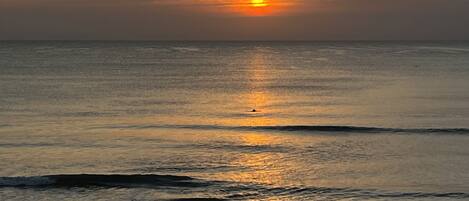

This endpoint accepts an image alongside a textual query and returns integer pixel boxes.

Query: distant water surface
[1,41,469,200]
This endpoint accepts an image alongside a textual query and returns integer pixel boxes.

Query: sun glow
[210,0,296,17]
[251,0,268,7]
[236,0,273,16]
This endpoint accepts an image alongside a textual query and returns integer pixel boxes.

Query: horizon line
[1,39,469,42]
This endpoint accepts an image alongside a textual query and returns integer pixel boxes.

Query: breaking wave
[97,124,469,135]
[0,174,206,188]
[2,174,468,199]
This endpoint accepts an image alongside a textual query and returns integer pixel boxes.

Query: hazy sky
[1,0,469,40]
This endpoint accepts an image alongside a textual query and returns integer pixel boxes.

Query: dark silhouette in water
[251,109,257,113]
[0,174,210,188]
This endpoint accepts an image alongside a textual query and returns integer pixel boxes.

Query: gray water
[1,41,469,200]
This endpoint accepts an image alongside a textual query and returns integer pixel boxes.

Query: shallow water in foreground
[1,41,469,200]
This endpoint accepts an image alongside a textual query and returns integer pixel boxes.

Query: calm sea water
[1,41,469,200]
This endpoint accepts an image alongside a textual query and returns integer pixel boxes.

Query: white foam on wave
[318,48,347,55]
[171,47,201,52]
[392,46,469,55]
[136,47,170,52]
[417,46,469,52]
[392,50,418,54]
[34,47,91,53]
[314,57,329,61]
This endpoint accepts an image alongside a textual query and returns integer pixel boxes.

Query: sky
[1,0,469,40]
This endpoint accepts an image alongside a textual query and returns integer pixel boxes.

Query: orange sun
[221,0,295,16]
[251,0,268,7]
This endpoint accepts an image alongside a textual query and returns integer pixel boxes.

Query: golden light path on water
[202,48,316,187]
[113,46,345,128]
[243,48,280,126]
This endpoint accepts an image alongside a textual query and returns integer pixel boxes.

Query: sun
[251,0,268,7]
[225,0,290,16]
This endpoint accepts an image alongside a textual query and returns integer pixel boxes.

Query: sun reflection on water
[242,48,280,126]
[213,132,291,185]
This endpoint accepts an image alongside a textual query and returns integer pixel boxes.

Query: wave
[97,124,469,135]
[0,174,207,188]
[256,126,469,134]
[2,174,468,199]
[168,199,226,201]
[225,185,469,200]
[171,47,201,52]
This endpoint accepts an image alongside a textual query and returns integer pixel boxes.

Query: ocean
[1,41,469,200]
